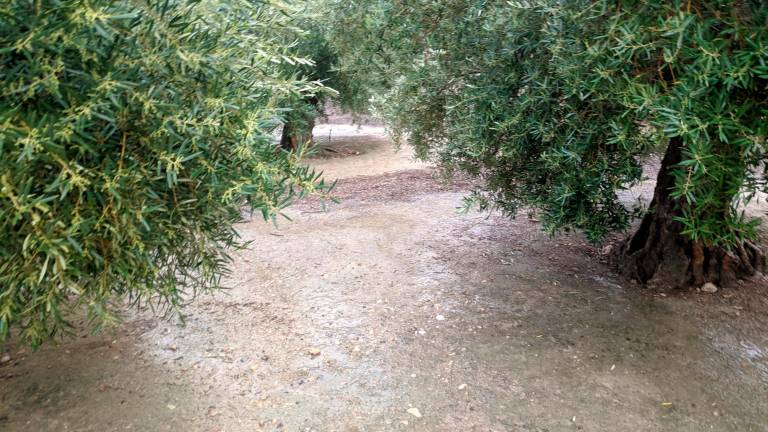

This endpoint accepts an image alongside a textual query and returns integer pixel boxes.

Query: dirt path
[1,125,768,432]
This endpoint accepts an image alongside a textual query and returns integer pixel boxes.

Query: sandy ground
[1,124,768,432]
[307,124,429,179]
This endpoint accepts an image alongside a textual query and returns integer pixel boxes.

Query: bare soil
[1,125,767,432]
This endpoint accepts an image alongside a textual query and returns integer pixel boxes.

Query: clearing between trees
[1,124,767,431]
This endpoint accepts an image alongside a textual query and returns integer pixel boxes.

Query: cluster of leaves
[0,0,331,347]
[326,0,768,245]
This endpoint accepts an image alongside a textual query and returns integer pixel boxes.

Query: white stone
[406,407,422,418]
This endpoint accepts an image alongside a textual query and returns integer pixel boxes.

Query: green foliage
[327,0,768,246]
[0,0,330,347]
[322,0,401,115]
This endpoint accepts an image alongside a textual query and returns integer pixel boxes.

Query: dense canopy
[0,0,330,346]
[325,0,768,286]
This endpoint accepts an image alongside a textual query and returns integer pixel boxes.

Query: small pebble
[407,407,422,418]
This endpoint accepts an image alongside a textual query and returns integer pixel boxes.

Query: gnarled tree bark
[616,138,765,287]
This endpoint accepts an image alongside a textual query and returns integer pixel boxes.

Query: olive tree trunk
[279,115,315,150]
[616,138,765,287]
[280,97,319,151]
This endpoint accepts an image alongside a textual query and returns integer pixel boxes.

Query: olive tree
[273,3,338,150]
[0,0,330,347]
[275,0,375,150]
[326,0,768,287]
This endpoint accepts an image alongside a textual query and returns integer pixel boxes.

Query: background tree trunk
[279,115,315,150]
[616,138,765,287]
[280,97,319,151]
